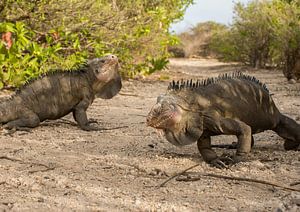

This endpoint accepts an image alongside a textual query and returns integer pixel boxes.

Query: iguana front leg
[199,117,252,167]
[197,136,234,168]
[73,99,98,131]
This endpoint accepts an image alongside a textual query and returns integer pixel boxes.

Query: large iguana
[146,72,300,168]
[0,54,122,132]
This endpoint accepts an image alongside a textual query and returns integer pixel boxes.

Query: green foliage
[269,0,300,79]
[178,21,227,58]
[0,22,86,88]
[0,0,193,87]
[209,27,238,61]
[208,1,275,68]
[202,0,300,79]
[234,1,274,68]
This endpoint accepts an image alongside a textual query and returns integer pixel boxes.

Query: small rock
[37,197,44,202]
[291,198,300,206]
[288,79,297,84]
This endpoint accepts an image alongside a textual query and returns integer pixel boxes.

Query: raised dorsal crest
[167,71,269,92]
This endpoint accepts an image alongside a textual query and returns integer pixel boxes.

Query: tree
[270,0,300,80]
[0,0,193,87]
[204,0,300,80]
[230,1,275,68]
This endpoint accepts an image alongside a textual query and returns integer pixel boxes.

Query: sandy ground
[0,58,299,211]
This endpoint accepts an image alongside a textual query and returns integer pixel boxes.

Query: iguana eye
[169,104,175,110]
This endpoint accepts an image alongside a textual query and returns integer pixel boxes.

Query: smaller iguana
[146,72,300,168]
[0,54,122,132]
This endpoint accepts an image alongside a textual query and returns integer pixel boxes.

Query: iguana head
[88,55,122,99]
[147,93,203,146]
[146,95,184,130]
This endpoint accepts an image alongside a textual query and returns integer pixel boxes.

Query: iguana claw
[210,154,235,169]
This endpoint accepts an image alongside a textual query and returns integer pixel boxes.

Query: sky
[170,0,251,33]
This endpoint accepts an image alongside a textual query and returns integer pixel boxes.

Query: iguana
[146,72,300,168]
[0,54,122,132]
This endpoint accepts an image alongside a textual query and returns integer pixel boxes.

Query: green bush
[0,22,86,88]
[0,0,193,88]
[178,21,227,58]
[206,0,300,79]
[269,0,300,80]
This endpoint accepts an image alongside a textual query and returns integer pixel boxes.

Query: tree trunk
[292,57,300,80]
[283,50,297,80]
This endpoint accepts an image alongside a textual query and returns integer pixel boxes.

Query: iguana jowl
[146,72,300,168]
[0,54,122,131]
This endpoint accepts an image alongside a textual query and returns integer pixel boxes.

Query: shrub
[0,0,193,88]
[178,21,227,58]
[194,0,300,80]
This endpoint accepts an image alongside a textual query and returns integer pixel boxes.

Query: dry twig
[159,163,300,192]
[0,155,57,173]
[118,92,141,97]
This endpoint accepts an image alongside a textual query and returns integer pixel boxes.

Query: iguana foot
[2,127,16,135]
[80,124,101,131]
[2,126,32,135]
[209,153,249,168]
[209,155,234,169]
[284,139,300,151]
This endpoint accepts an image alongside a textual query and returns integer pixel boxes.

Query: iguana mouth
[102,57,119,72]
[148,112,176,129]
[103,56,119,67]
[95,55,120,82]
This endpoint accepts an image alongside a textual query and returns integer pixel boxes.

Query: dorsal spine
[168,71,269,93]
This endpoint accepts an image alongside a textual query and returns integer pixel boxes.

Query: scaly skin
[0,55,122,132]
[147,72,300,168]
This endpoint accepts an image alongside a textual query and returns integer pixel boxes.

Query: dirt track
[0,58,299,211]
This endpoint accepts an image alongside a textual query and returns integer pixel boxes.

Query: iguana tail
[274,114,300,150]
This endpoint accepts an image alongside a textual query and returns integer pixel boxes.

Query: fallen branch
[99,125,129,131]
[158,163,300,192]
[0,155,57,174]
[118,92,141,97]
[290,182,300,186]
[0,155,22,162]
[159,164,200,187]
[28,166,56,174]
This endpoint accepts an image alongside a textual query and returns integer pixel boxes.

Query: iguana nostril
[107,54,117,60]
[146,116,151,124]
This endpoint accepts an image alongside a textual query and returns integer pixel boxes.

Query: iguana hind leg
[274,114,300,150]
[3,111,40,131]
